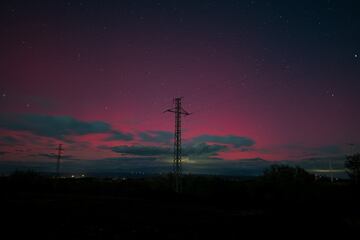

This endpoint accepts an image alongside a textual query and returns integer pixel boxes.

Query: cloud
[0,136,20,145]
[0,155,160,174]
[182,157,271,176]
[0,151,9,156]
[139,130,173,143]
[138,131,255,149]
[282,144,345,159]
[315,145,343,155]
[31,153,73,160]
[111,145,171,156]
[50,157,167,174]
[106,131,133,141]
[126,132,254,157]
[285,156,346,170]
[0,114,131,140]
[191,135,255,148]
[184,143,228,157]
[97,156,158,162]
[111,142,229,158]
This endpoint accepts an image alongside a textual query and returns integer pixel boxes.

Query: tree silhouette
[345,153,360,184]
[262,164,314,184]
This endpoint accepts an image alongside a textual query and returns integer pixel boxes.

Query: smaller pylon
[56,144,64,178]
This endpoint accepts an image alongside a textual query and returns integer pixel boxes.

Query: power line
[164,97,191,193]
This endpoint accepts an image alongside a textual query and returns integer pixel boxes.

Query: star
[325,89,335,97]
[1,93,6,97]
[355,53,358,58]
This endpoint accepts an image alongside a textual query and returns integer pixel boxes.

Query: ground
[1,174,359,239]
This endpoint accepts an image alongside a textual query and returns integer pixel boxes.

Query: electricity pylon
[164,97,191,193]
[56,144,64,178]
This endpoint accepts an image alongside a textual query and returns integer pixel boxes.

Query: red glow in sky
[0,1,359,175]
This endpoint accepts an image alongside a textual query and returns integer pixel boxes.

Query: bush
[262,164,314,184]
[345,153,360,184]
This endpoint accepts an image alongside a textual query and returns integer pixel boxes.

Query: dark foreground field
[1,172,360,239]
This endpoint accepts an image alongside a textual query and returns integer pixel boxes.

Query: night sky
[0,0,359,176]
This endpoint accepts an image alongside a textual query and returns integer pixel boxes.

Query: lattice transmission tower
[164,97,191,193]
[56,144,64,178]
